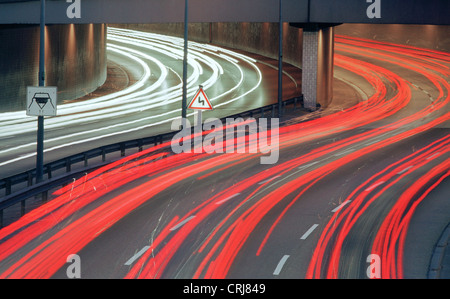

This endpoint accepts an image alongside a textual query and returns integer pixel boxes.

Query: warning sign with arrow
[188,86,213,110]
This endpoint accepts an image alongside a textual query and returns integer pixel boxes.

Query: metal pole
[278,0,283,119]
[36,0,46,183]
[182,0,188,128]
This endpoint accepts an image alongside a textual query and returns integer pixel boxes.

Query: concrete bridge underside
[1,0,449,112]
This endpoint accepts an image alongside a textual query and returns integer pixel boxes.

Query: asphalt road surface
[0,33,448,279]
[0,27,301,180]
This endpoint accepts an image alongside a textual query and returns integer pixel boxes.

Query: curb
[428,223,450,279]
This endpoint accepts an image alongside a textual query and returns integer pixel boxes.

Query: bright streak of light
[0,35,449,279]
[0,27,262,168]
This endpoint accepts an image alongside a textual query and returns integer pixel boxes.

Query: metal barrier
[0,96,303,228]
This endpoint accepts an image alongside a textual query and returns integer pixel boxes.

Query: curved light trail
[0,34,448,279]
[0,27,265,172]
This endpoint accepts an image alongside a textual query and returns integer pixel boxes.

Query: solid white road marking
[300,224,319,240]
[273,255,290,276]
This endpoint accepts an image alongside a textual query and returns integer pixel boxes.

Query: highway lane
[0,27,301,180]
[0,35,448,279]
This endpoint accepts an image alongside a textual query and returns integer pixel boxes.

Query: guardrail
[0,96,303,228]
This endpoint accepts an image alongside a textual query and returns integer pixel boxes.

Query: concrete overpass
[1,0,449,25]
[1,0,449,110]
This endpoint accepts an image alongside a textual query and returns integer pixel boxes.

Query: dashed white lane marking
[298,162,319,171]
[124,245,150,266]
[334,149,354,157]
[397,165,413,175]
[300,224,319,240]
[426,152,440,160]
[332,200,351,213]
[216,193,241,205]
[169,216,196,231]
[258,175,281,185]
[365,181,385,192]
[273,255,290,276]
[366,139,382,146]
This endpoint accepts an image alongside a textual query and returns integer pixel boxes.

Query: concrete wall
[114,23,450,110]
[335,24,450,53]
[0,24,107,112]
[113,23,303,69]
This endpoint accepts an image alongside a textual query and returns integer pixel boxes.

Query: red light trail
[0,35,448,279]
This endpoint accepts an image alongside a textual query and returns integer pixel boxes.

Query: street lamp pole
[278,0,283,119]
[36,0,46,183]
[182,0,188,129]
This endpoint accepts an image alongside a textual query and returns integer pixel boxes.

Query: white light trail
[0,27,263,169]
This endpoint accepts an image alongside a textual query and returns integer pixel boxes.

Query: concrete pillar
[0,24,107,112]
[302,24,335,110]
[302,28,319,110]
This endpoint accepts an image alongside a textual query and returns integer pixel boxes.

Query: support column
[302,28,319,110]
[301,24,335,110]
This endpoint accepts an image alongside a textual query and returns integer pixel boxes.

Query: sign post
[27,86,57,183]
[278,0,283,118]
[36,0,46,183]
[182,0,188,130]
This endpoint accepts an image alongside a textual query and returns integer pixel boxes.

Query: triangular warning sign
[188,87,213,110]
